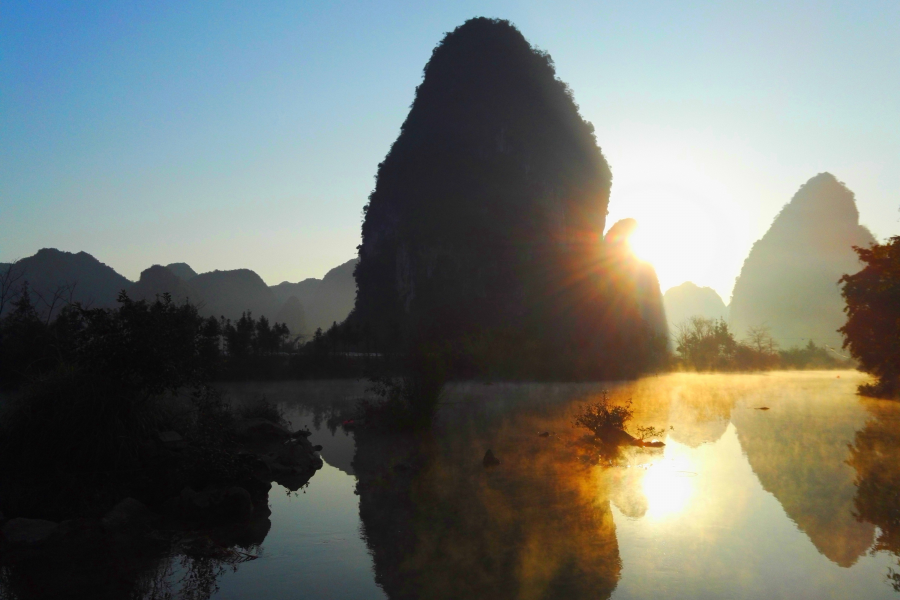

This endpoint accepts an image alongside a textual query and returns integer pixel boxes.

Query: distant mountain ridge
[663,282,728,332]
[729,173,874,348]
[0,249,131,318]
[165,263,197,281]
[1,248,357,336]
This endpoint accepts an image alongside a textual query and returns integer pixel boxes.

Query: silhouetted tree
[0,261,25,316]
[674,317,737,370]
[839,236,900,398]
[0,282,49,388]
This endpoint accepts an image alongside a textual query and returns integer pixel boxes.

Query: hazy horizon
[3,1,898,299]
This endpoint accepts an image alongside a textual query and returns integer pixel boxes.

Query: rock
[1,518,58,548]
[277,439,323,471]
[596,427,637,447]
[274,471,317,492]
[313,444,323,451]
[101,497,154,532]
[219,487,254,522]
[177,486,255,524]
[179,486,211,521]
[483,450,501,468]
[291,429,312,439]
[233,418,292,442]
[538,431,550,437]
[640,441,666,448]
[53,518,107,554]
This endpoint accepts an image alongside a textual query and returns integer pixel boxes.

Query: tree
[674,317,737,370]
[839,236,900,398]
[745,325,779,355]
[735,324,780,370]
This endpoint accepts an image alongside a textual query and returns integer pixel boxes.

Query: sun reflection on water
[641,455,696,519]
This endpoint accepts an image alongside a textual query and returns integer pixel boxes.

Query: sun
[606,182,749,300]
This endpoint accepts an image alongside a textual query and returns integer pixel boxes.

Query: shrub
[573,391,633,436]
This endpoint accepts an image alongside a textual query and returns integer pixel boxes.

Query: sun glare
[641,456,696,519]
[605,176,752,300]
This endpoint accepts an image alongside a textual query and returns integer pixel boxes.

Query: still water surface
[12,371,897,599]
[200,371,900,599]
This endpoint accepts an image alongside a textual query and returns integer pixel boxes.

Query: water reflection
[731,373,874,567]
[352,385,628,600]
[6,373,900,599]
[848,398,900,590]
[0,501,271,600]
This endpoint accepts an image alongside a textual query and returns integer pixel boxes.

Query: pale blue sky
[2,1,897,300]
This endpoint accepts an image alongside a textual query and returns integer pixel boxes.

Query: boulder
[1,518,58,548]
[483,450,501,467]
[233,418,292,442]
[219,487,254,522]
[52,518,107,555]
[179,487,210,520]
[177,486,255,524]
[277,439,323,471]
[101,497,155,532]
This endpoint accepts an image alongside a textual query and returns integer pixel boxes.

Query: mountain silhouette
[128,265,200,305]
[271,258,357,334]
[352,18,661,376]
[0,248,131,317]
[189,269,279,322]
[2,249,358,337]
[274,296,307,338]
[603,218,668,347]
[270,278,319,310]
[729,173,875,348]
[663,282,728,332]
[164,262,198,281]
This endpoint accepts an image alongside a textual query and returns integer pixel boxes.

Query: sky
[2,1,898,301]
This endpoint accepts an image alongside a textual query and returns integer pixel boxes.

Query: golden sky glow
[606,145,756,302]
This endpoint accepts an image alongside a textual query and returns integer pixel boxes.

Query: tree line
[0,286,376,390]
[671,316,851,372]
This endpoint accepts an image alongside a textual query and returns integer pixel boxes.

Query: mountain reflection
[352,373,891,600]
[731,374,874,567]
[353,384,630,600]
